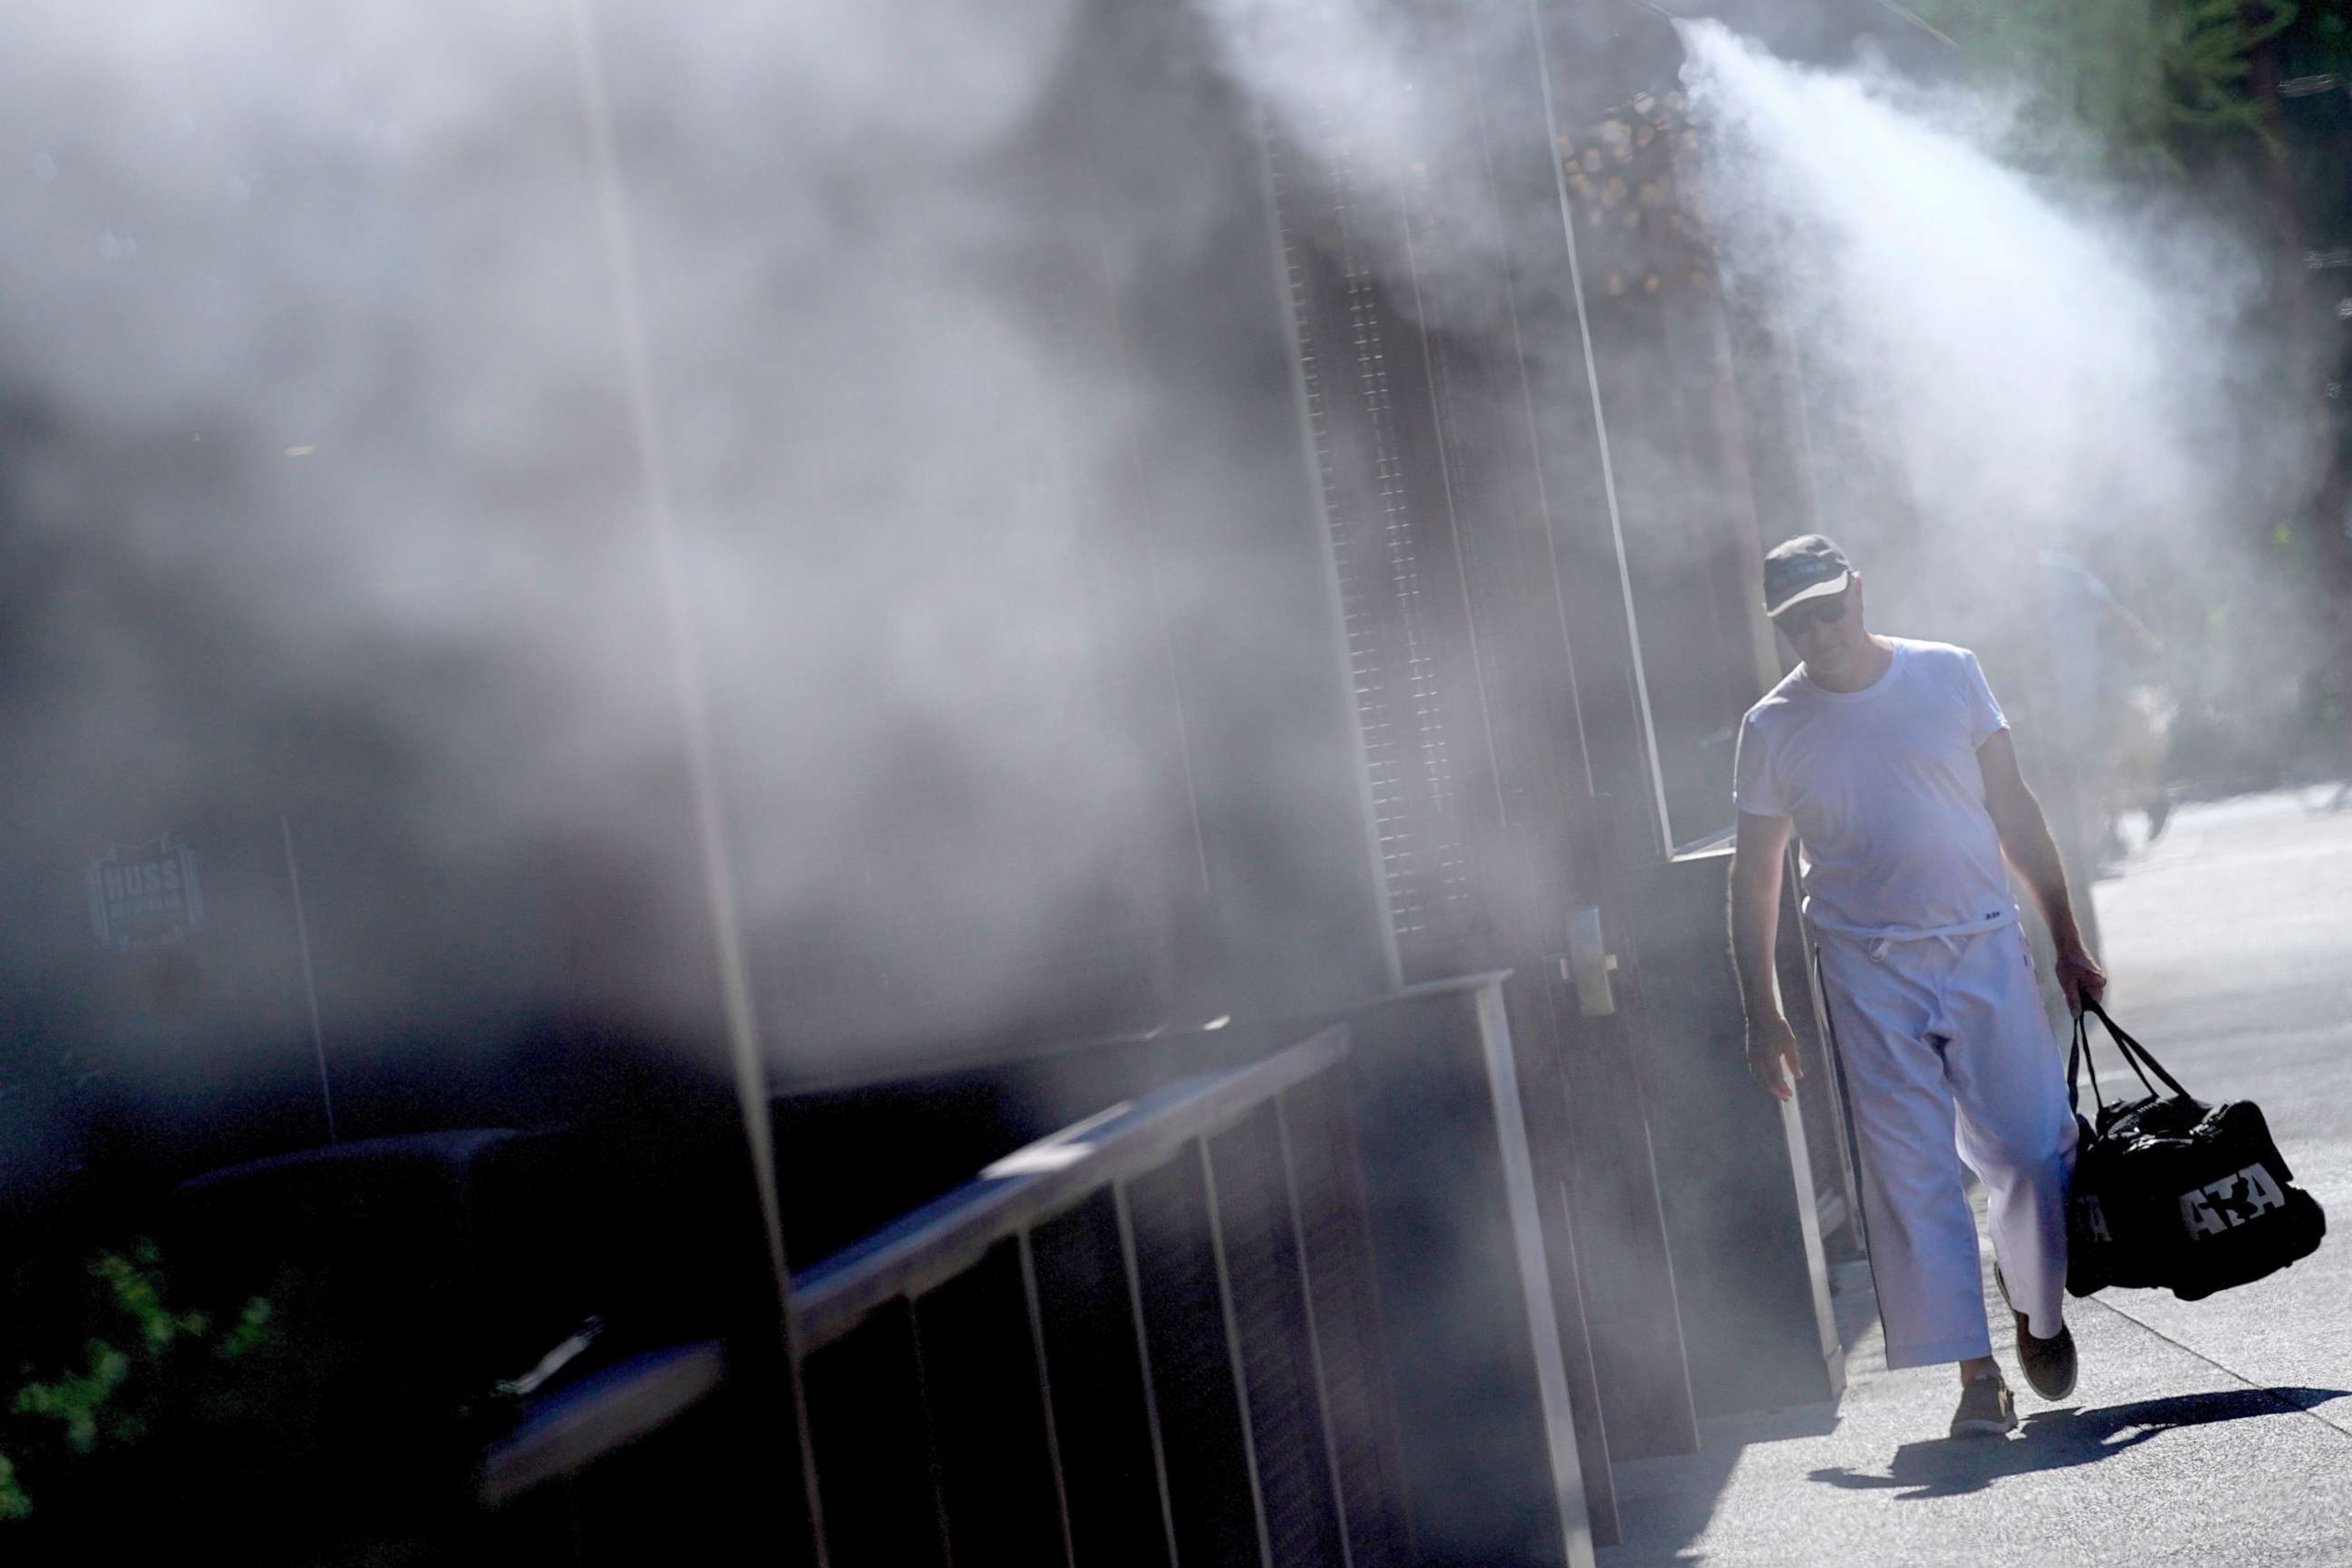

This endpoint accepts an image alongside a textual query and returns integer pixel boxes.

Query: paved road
[1599,790,2352,1566]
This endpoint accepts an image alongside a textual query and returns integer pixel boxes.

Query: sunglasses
[1772,587,1851,635]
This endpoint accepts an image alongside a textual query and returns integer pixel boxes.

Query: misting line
[560,2,828,1553]
[1524,0,1675,851]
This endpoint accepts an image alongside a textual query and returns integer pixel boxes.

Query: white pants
[1818,921,2076,1367]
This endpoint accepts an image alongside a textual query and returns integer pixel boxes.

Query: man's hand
[2054,943,2107,1018]
[1746,1013,1805,1101]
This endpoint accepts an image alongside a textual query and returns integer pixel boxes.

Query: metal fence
[477,979,1602,1568]
[790,1024,1409,1568]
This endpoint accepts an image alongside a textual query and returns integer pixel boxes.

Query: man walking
[1729,535,2105,1439]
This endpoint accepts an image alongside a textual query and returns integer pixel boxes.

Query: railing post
[1197,1137,1279,1568]
[1016,1230,1080,1568]
[1274,1092,1361,1568]
[1344,975,1596,1568]
[1114,1181,1186,1566]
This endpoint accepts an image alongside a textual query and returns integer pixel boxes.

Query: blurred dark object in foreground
[0,1109,775,1564]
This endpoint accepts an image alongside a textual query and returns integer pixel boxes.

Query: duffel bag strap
[2066,1011,2134,1118]
[2080,998,2192,1101]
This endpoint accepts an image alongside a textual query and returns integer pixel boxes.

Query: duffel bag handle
[2069,998,2192,1118]
[2068,1011,2135,1119]
[2083,998,2192,1099]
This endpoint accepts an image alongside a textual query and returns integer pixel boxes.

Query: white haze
[1191,0,2325,825]
[1680,21,2318,656]
[0,0,2324,1144]
[0,0,1298,1109]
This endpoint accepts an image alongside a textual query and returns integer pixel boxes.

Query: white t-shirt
[1733,638,2015,939]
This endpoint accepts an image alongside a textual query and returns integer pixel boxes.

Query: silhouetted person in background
[1728,535,2106,1439]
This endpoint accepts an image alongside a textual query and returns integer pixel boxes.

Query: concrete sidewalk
[1598,790,2352,1566]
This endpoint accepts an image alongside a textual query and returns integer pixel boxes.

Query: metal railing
[792,1024,1408,1568]
[475,982,1602,1568]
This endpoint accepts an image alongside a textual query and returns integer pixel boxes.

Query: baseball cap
[1762,534,1853,618]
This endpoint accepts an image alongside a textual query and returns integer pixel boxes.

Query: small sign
[88,837,204,952]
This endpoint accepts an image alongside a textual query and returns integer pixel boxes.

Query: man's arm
[1730,808,1804,1100]
[1978,727,2108,1014]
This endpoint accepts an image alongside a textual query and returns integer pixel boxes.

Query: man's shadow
[1809,1387,2350,1500]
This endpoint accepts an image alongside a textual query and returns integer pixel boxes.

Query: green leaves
[2161,0,2298,140]
[91,1246,209,1358]
[1906,0,2308,164]
[0,1243,278,1524]
[12,1341,132,1455]
[216,1298,276,1362]
[0,1453,28,1522]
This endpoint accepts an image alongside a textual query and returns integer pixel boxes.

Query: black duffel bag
[2065,999,2324,1301]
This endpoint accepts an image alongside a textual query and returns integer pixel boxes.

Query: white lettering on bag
[2243,1163,2286,1216]
[2178,1164,2288,1240]
[2180,1188,2229,1236]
